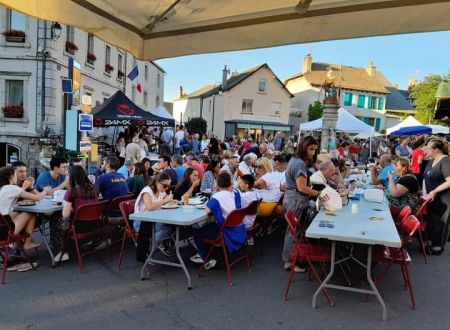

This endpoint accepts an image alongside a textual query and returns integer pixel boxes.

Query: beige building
[173,64,293,139]
[285,55,414,133]
[0,7,164,169]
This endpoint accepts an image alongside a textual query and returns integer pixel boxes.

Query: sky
[156,31,450,103]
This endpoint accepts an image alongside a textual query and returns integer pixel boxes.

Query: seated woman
[0,166,48,250]
[200,159,221,195]
[134,172,174,261]
[55,165,100,260]
[253,157,283,217]
[190,172,245,269]
[173,168,201,201]
[141,157,155,177]
[386,157,419,211]
[127,162,149,197]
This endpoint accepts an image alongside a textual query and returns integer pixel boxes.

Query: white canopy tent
[153,105,174,120]
[299,107,374,133]
[2,1,450,60]
[354,131,382,140]
[386,116,422,135]
[425,124,450,134]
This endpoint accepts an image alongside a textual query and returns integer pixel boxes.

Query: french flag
[127,66,142,93]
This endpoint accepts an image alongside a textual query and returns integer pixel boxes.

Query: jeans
[193,223,219,259]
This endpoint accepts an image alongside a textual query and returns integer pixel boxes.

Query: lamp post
[50,22,62,40]
[211,82,222,133]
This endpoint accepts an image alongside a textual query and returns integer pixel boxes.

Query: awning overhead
[92,90,174,127]
[2,1,450,60]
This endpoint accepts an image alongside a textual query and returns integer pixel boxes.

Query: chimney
[179,85,184,98]
[303,54,312,73]
[366,62,376,77]
[222,65,229,91]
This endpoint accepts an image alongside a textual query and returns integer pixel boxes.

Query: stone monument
[320,68,340,153]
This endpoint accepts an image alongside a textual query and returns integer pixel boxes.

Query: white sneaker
[190,253,203,264]
[55,251,69,262]
[204,259,217,270]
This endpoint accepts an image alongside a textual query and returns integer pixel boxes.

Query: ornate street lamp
[51,22,62,40]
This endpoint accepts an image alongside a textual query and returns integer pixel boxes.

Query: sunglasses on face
[159,182,170,189]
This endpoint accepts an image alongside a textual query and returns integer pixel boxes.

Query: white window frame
[87,34,94,54]
[145,65,149,80]
[0,72,30,124]
[66,25,74,43]
[105,45,111,65]
[242,99,253,114]
[7,9,26,31]
[258,79,267,92]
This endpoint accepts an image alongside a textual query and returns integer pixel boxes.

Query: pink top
[410,148,424,174]
[64,186,99,211]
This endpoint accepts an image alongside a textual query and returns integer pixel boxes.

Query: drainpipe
[40,21,48,124]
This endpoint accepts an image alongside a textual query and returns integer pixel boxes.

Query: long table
[14,197,63,266]
[306,198,401,321]
[129,206,209,289]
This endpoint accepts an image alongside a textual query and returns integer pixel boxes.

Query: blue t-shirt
[395,145,410,157]
[95,171,129,201]
[206,189,245,253]
[35,171,66,192]
[378,164,397,188]
[117,165,129,179]
[174,166,186,183]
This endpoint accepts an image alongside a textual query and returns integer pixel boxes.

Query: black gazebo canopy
[92,90,174,127]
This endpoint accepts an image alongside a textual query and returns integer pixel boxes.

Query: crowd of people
[1,124,450,274]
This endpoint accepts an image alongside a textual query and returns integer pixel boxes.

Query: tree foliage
[185,117,207,135]
[410,73,450,125]
[308,101,324,121]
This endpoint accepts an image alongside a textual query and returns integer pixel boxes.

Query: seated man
[13,161,36,192]
[371,154,396,189]
[171,155,186,183]
[157,155,178,186]
[95,156,130,202]
[35,156,69,194]
[190,172,246,269]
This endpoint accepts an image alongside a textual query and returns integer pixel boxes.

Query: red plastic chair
[59,200,109,273]
[198,207,251,285]
[0,214,36,284]
[368,215,420,309]
[117,199,137,269]
[284,210,334,305]
[415,197,432,263]
[394,206,412,227]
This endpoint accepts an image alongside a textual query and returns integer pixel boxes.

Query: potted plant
[105,63,114,73]
[87,53,96,64]
[2,105,24,118]
[2,29,26,42]
[117,69,125,79]
[65,41,78,54]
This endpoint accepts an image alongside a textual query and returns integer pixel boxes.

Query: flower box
[117,70,125,79]
[105,63,114,73]
[2,29,26,43]
[2,105,24,118]
[87,52,96,64]
[65,41,78,54]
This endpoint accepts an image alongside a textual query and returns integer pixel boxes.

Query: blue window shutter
[344,92,352,106]
[367,96,373,109]
[375,118,381,131]
[378,97,383,110]
[358,95,365,108]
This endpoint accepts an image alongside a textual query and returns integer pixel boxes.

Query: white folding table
[306,199,401,321]
[130,207,209,290]
[14,197,63,267]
